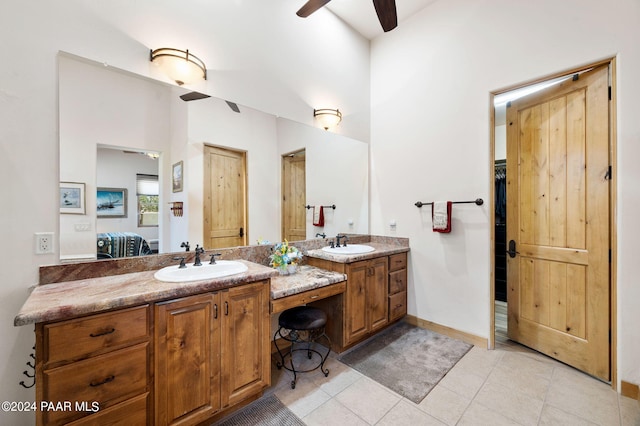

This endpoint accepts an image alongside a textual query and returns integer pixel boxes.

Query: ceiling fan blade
[296,0,331,17]
[372,0,398,32]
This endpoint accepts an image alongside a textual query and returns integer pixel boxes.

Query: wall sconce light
[314,108,342,130]
[150,48,207,86]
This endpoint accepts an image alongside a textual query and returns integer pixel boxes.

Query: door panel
[282,152,306,242]
[506,65,610,380]
[203,146,247,249]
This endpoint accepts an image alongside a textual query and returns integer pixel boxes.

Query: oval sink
[154,260,248,283]
[322,244,375,255]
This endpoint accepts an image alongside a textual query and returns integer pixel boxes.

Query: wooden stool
[273,306,331,389]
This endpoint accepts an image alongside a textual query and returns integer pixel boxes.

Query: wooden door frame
[488,57,617,389]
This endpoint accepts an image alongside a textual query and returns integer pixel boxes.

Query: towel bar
[414,198,484,208]
[305,204,336,210]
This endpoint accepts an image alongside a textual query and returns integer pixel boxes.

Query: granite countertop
[14,260,276,326]
[270,265,347,299]
[306,242,409,263]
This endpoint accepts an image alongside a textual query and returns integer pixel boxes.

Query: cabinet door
[345,260,369,345]
[155,293,221,426]
[368,257,389,332]
[221,281,270,407]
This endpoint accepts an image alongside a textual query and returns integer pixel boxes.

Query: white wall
[370,0,640,389]
[277,118,369,239]
[59,56,173,259]
[186,98,281,247]
[0,1,370,424]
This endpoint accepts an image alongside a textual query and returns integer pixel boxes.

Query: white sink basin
[322,244,375,255]
[154,260,248,283]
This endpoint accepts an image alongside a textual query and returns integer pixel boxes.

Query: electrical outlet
[35,232,54,254]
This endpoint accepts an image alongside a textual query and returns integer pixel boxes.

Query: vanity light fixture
[150,48,207,86]
[314,108,342,130]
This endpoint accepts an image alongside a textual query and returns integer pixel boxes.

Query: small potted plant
[269,240,302,275]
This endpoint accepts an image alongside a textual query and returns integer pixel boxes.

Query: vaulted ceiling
[320,0,436,39]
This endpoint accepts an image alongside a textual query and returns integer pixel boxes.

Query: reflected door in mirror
[204,145,247,249]
[282,151,306,242]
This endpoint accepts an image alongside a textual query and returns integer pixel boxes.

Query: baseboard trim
[405,315,487,347]
[621,380,639,401]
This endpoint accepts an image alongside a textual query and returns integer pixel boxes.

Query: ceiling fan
[296,0,398,32]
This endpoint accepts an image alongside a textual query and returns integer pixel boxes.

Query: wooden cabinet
[155,293,220,426]
[36,305,151,426]
[308,252,408,351]
[154,280,270,426]
[388,253,408,322]
[36,280,270,426]
[344,257,388,345]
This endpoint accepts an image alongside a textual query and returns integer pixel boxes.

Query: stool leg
[288,338,298,389]
[273,327,287,371]
[317,333,331,377]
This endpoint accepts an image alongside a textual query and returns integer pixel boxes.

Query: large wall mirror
[58,53,369,262]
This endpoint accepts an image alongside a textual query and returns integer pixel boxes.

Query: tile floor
[266,334,640,425]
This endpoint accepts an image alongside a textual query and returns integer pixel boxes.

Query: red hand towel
[313,206,324,227]
[432,201,452,233]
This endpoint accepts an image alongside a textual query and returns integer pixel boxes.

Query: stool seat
[278,306,327,330]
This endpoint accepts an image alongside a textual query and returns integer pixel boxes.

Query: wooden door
[203,145,247,249]
[282,151,306,242]
[155,293,221,425]
[368,257,389,333]
[506,65,610,381]
[220,281,270,408]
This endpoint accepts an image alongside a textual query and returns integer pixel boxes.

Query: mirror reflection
[59,53,369,262]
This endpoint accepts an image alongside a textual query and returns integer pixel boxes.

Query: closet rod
[305,204,336,210]
[414,198,484,208]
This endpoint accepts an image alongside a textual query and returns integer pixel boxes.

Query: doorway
[203,145,247,249]
[491,60,616,383]
[281,150,306,242]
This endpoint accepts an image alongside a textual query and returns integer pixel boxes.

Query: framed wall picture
[172,161,184,193]
[97,187,128,218]
[59,182,86,214]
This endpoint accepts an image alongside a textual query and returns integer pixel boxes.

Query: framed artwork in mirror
[172,161,184,193]
[97,187,127,218]
[59,182,86,214]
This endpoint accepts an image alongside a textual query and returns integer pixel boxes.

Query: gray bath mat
[338,321,472,403]
[212,394,304,426]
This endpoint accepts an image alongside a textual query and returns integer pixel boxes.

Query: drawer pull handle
[214,304,218,319]
[89,375,115,387]
[89,328,115,337]
[310,295,319,299]
[224,301,229,316]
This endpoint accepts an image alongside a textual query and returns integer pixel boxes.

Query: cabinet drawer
[389,269,407,295]
[271,282,346,314]
[42,343,149,425]
[389,291,407,322]
[66,392,148,426]
[388,253,407,272]
[45,305,149,364]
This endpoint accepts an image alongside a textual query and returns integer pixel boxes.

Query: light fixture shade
[314,108,342,130]
[150,48,207,86]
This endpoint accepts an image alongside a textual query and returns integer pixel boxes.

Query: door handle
[507,240,519,258]
[239,227,244,237]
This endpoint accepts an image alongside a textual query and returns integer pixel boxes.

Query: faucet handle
[209,253,222,264]
[172,257,187,269]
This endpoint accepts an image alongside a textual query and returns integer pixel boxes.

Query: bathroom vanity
[15,261,274,426]
[305,244,409,352]
[15,235,409,425]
